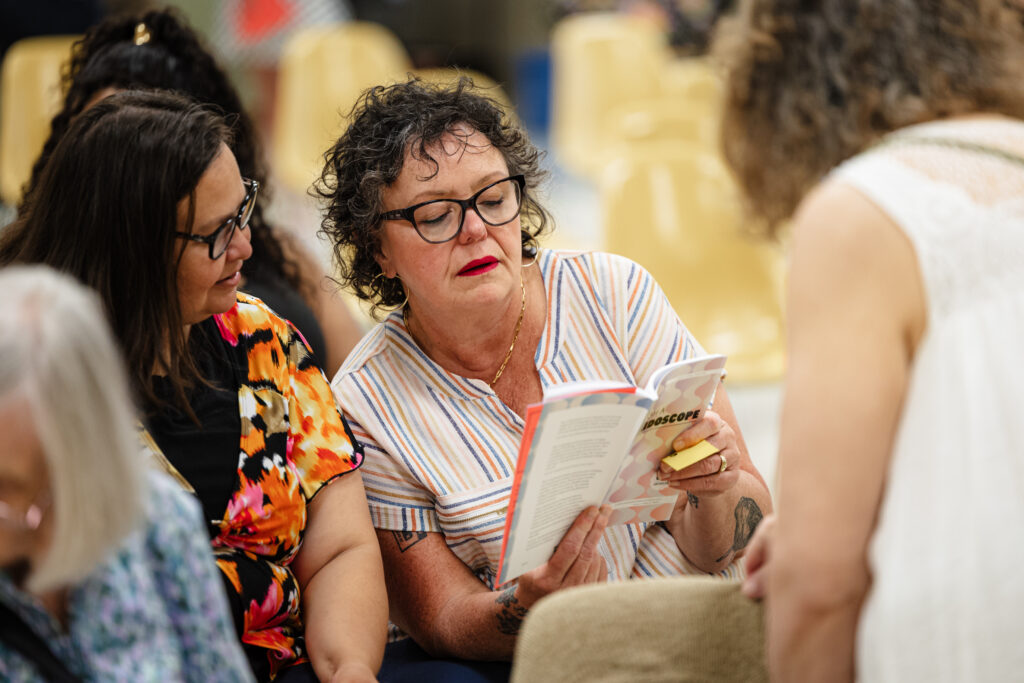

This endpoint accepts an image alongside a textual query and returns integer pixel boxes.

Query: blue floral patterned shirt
[0,470,254,682]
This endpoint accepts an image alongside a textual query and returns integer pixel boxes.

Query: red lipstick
[458,256,499,276]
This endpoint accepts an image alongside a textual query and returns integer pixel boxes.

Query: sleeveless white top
[833,118,1024,682]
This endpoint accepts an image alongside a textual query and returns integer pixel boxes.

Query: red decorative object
[236,0,295,43]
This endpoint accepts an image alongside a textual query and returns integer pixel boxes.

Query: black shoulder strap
[0,599,83,682]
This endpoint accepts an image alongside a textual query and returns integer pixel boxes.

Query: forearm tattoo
[686,491,699,509]
[392,530,428,552]
[715,496,764,563]
[495,586,529,636]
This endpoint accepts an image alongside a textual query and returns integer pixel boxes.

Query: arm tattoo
[392,530,429,553]
[686,491,699,509]
[495,586,529,636]
[715,497,764,563]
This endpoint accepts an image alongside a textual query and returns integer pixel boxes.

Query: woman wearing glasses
[318,79,771,679]
[18,8,366,377]
[0,91,387,683]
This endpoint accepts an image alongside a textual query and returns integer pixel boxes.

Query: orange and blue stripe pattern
[333,251,739,618]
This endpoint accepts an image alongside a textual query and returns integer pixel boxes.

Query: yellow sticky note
[661,439,721,471]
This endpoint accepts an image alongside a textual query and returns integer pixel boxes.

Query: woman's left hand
[658,410,742,497]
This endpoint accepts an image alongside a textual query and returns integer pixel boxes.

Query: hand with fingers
[514,504,612,608]
[657,410,742,497]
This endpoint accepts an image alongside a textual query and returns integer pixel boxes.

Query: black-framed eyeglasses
[380,175,525,244]
[176,177,259,259]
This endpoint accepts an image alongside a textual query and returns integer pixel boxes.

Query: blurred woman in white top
[717,0,1024,681]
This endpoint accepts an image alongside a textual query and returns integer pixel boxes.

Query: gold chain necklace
[403,273,526,388]
[490,274,526,387]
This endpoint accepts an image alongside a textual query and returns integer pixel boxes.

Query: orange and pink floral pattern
[145,294,362,680]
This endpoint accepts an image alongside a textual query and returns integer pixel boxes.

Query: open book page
[497,388,652,584]
[604,355,728,525]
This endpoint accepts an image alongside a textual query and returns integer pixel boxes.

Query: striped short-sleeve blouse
[332,250,741,605]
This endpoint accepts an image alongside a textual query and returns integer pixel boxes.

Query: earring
[371,272,408,311]
[522,243,540,268]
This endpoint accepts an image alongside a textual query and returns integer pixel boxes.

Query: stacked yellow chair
[0,35,78,207]
[273,21,514,198]
[549,12,672,178]
[273,22,411,197]
[550,14,784,381]
[600,142,785,383]
[604,96,713,150]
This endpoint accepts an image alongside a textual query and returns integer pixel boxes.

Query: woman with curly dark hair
[718,0,1024,680]
[16,7,363,375]
[318,77,771,680]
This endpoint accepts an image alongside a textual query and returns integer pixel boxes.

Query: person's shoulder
[213,292,296,345]
[142,468,204,531]
[332,320,393,385]
[793,177,897,243]
[549,249,655,294]
[549,248,646,276]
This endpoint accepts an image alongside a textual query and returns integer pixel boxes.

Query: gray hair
[0,265,145,592]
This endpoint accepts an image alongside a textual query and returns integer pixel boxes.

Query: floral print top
[143,294,364,680]
[0,470,253,682]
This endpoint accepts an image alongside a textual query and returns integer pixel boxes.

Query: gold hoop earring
[522,245,540,268]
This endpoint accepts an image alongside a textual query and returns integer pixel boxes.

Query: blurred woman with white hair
[0,265,253,682]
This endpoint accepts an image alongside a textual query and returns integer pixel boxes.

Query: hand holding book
[512,504,612,609]
[497,355,728,584]
[658,410,742,496]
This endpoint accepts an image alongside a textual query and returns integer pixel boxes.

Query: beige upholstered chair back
[512,577,767,683]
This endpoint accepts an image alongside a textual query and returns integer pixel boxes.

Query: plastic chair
[600,142,785,383]
[0,35,78,206]
[662,56,722,102]
[411,66,515,121]
[274,21,412,194]
[511,577,768,683]
[273,23,516,196]
[661,57,722,143]
[605,96,715,151]
[550,12,672,178]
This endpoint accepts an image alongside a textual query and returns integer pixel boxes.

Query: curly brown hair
[715,0,1024,235]
[314,77,551,317]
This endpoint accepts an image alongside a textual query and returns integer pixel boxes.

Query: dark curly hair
[314,77,551,317]
[17,7,305,298]
[715,0,1024,236]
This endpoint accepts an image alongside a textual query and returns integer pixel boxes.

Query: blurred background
[0,0,781,488]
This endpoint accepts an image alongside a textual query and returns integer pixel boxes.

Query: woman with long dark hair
[16,7,364,376]
[1,90,387,683]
